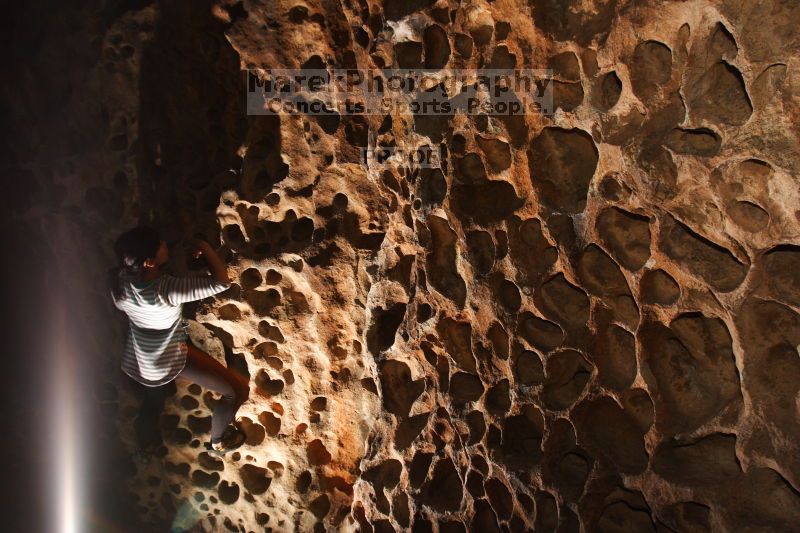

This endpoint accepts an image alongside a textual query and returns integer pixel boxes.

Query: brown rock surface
[8,0,800,530]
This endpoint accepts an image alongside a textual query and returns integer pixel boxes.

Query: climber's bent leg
[175,343,245,443]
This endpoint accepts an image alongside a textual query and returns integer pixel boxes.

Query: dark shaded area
[1,0,245,530]
[137,0,246,238]
[0,0,164,531]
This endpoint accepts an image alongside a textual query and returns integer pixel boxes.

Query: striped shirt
[111,271,232,386]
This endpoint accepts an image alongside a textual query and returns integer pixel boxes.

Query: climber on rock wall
[108,225,250,456]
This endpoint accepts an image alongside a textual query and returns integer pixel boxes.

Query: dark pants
[174,342,248,442]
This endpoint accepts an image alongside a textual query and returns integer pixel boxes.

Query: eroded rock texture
[10,0,800,531]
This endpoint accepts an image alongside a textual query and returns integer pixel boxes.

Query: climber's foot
[207,425,246,456]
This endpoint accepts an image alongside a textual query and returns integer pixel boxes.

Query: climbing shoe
[207,424,246,456]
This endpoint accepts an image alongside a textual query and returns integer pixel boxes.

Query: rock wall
[7,0,800,531]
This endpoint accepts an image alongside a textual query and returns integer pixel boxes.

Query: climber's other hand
[188,237,210,258]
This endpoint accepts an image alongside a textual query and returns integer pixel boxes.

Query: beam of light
[48,267,84,533]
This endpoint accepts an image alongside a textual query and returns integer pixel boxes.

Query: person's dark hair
[108,225,161,301]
